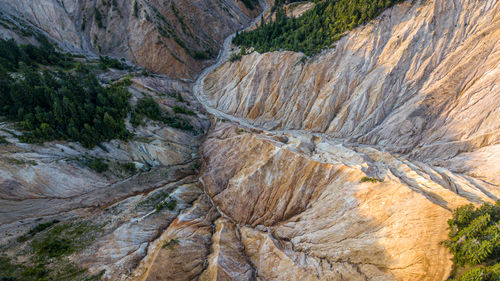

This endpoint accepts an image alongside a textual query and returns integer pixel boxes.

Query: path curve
[191,0,497,209]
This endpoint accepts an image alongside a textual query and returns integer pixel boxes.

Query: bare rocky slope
[195,0,499,279]
[0,0,499,280]
[0,0,263,78]
[205,0,500,166]
[0,69,213,279]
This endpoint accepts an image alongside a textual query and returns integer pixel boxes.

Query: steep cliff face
[0,0,264,78]
[192,0,500,279]
[204,0,500,162]
[196,122,496,281]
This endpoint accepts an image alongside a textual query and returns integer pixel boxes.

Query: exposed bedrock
[204,0,500,165]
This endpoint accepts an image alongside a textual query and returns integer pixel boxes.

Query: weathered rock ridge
[0,0,265,78]
[204,0,500,164]
[0,0,499,280]
[196,122,496,281]
[0,72,210,280]
[193,0,500,279]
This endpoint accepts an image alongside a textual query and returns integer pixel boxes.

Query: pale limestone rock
[199,218,255,281]
[204,0,500,163]
[198,122,496,280]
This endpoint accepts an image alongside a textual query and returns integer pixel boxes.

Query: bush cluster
[445,202,500,280]
[130,96,194,132]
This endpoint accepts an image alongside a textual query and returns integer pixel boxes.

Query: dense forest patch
[0,38,195,148]
[444,202,500,281]
[233,0,404,56]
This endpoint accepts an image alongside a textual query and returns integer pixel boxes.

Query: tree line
[0,37,196,148]
[0,38,128,148]
[233,0,403,56]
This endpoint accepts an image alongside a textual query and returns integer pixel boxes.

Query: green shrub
[173,105,196,116]
[32,236,73,258]
[360,176,381,183]
[17,220,60,243]
[230,52,242,62]
[94,7,103,28]
[162,238,179,249]
[241,0,259,9]
[155,197,177,212]
[99,55,127,70]
[134,96,164,122]
[31,221,101,258]
[28,220,60,236]
[0,135,8,144]
[85,158,109,173]
[193,49,214,60]
[175,93,185,102]
[137,190,169,208]
[133,0,139,17]
[236,128,248,135]
[131,97,195,132]
[457,268,488,281]
[120,162,137,174]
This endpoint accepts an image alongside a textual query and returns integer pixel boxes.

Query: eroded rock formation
[204,0,500,163]
[0,0,498,280]
[0,0,265,78]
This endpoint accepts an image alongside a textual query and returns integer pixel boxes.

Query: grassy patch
[0,256,104,281]
[2,220,106,280]
[3,158,37,166]
[155,197,177,212]
[17,219,60,243]
[30,221,104,259]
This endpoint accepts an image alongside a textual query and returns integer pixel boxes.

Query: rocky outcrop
[0,0,265,78]
[0,71,209,280]
[197,122,496,281]
[196,1,500,278]
[204,0,500,162]
[1,0,498,279]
